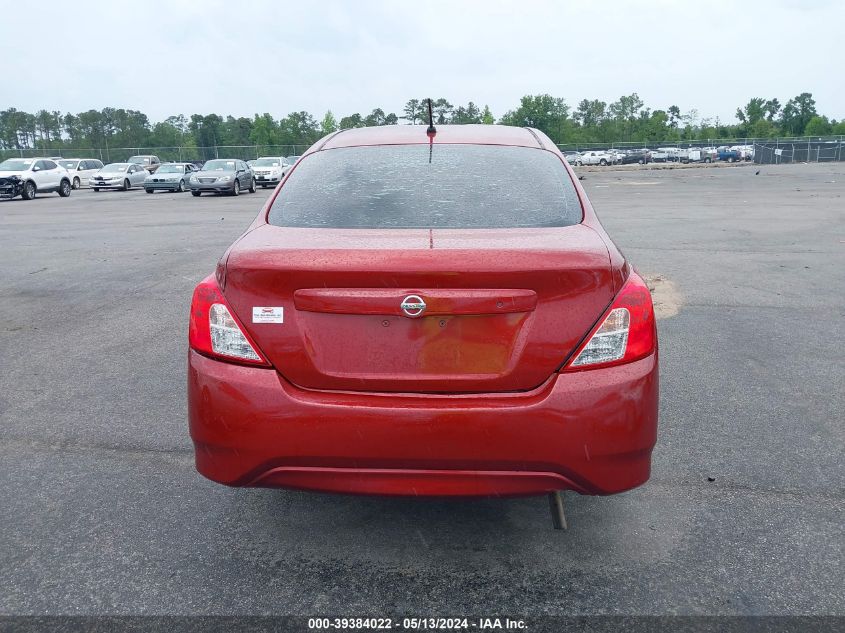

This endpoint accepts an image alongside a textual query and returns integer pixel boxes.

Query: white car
[251,156,291,188]
[563,151,581,165]
[731,145,754,161]
[58,158,105,189]
[609,149,625,164]
[89,163,149,191]
[576,150,614,166]
[0,157,73,200]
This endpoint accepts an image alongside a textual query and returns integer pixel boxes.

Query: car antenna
[426,98,436,137]
[426,98,436,163]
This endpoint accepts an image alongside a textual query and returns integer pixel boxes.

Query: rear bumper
[188,350,659,497]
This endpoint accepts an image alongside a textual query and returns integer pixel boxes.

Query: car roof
[319,124,548,151]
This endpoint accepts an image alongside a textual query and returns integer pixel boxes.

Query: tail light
[189,275,270,367]
[563,272,656,371]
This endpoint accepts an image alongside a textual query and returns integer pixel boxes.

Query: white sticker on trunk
[252,307,284,324]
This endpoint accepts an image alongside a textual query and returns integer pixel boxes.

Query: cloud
[3,0,842,123]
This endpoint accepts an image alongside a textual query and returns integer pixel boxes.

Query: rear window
[267,145,582,229]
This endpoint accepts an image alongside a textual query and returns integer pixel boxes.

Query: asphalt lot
[0,163,843,617]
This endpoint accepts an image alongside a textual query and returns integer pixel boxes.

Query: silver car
[251,156,291,188]
[189,159,256,196]
[58,158,104,189]
[89,163,149,191]
[144,163,196,193]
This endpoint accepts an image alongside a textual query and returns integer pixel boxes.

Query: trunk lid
[222,224,614,393]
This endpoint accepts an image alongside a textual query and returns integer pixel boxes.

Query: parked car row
[0,154,301,200]
[564,144,755,166]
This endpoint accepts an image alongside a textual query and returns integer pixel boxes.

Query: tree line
[1,92,841,154]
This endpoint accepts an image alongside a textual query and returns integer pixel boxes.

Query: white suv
[58,158,105,189]
[251,156,291,188]
[0,157,73,199]
[575,150,614,166]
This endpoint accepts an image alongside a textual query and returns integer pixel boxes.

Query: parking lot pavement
[0,165,843,616]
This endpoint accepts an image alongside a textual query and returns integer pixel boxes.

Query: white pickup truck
[575,150,614,166]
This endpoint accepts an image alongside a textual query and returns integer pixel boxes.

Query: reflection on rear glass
[268,145,582,229]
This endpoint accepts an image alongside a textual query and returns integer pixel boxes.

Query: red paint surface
[188,124,659,497]
[188,349,658,496]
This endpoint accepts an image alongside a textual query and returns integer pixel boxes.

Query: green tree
[451,102,482,124]
[364,108,387,126]
[320,111,338,134]
[667,105,681,128]
[608,93,645,141]
[402,99,421,124]
[432,98,453,124]
[189,114,223,150]
[278,111,320,146]
[219,116,253,146]
[249,113,279,146]
[339,113,364,129]
[764,98,781,121]
[481,105,494,125]
[780,93,817,135]
[62,113,82,146]
[574,99,606,129]
[736,98,766,126]
[149,120,184,147]
[749,119,778,138]
[804,115,832,136]
[500,94,569,143]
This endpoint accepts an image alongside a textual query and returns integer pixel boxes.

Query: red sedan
[188,124,658,516]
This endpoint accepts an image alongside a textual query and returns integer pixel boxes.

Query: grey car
[189,159,256,196]
[89,163,149,191]
[144,163,195,193]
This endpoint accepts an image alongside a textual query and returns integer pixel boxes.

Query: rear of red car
[188,125,658,497]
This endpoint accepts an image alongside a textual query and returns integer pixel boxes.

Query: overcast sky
[4,0,842,124]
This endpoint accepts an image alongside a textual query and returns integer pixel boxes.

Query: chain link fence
[556,135,845,154]
[752,140,845,164]
[0,145,311,162]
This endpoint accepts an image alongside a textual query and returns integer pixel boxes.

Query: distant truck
[126,155,162,173]
[716,147,741,163]
[679,148,714,164]
[575,150,614,166]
